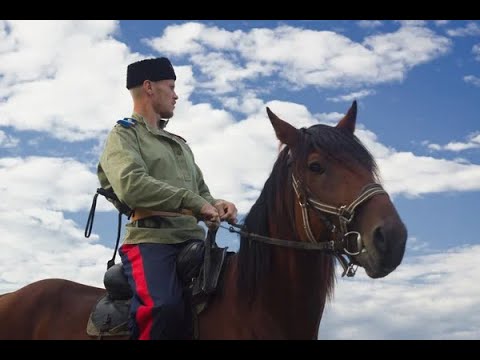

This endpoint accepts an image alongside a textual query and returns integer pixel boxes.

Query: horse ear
[266,107,300,147]
[336,100,357,133]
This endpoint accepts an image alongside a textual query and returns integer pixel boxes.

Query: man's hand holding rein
[213,199,238,225]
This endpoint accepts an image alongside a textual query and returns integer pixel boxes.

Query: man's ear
[143,80,153,95]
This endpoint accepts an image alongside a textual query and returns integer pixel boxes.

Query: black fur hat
[126,57,176,89]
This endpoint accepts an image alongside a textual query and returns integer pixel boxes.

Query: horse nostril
[373,226,387,254]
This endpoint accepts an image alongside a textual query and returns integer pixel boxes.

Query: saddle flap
[87,294,130,337]
[176,240,205,285]
[193,247,228,297]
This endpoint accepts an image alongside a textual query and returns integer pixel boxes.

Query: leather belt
[131,208,195,222]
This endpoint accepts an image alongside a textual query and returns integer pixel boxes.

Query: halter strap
[222,176,387,277]
[292,175,387,234]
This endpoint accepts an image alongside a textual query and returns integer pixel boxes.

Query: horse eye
[308,162,325,173]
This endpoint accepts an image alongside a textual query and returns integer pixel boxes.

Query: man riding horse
[97,57,238,340]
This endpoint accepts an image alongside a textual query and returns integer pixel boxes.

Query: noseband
[292,174,387,276]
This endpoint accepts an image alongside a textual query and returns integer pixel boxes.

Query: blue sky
[0,20,479,339]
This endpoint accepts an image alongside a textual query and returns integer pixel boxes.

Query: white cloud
[189,52,276,94]
[473,44,480,61]
[327,89,375,102]
[0,20,119,82]
[377,152,480,197]
[443,142,480,151]
[464,75,480,87]
[144,22,242,56]
[0,207,112,292]
[0,21,452,144]
[397,20,427,27]
[219,90,266,115]
[329,129,480,197]
[426,131,480,152]
[0,130,19,148]
[363,26,450,78]
[426,143,441,151]
[147,22,451,94]
[0,156,111,212]
[0,155,118,292]
[446,22,480,37]
[0,20,139,141]
[357,21,383,29]
[314,111,346,123]
[320,244,480,339]
[434,20,450,26]
[407,236,430,253]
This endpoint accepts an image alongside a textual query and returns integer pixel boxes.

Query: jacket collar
[131,113,174,139]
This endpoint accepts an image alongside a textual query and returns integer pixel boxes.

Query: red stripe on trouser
[124,244,154,340]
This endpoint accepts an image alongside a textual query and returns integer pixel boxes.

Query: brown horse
[0,101,407,339]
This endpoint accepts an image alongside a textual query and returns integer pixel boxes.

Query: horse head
[266,101,407,279]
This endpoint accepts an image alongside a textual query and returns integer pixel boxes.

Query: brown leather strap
[131,208,195,222]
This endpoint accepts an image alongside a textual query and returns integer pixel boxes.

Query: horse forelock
[305,124,380,181]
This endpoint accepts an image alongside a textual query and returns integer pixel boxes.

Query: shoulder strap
[116,117,137,128]
[85,188,132,269]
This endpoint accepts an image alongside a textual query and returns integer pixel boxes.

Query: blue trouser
[119,242,189,340]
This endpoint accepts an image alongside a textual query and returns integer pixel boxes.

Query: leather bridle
[223,173,387,277]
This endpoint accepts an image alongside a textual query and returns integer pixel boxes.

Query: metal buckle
[336,253,358,277]
[339,205,354,223]
[344,262,358,277]
[298,192,308,208]
[343,231,362,256]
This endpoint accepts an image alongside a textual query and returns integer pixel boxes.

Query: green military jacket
[98,113,216,245]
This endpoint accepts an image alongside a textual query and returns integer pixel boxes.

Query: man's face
[151,79,178,119]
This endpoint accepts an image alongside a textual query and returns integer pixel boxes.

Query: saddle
[86,230,231,339]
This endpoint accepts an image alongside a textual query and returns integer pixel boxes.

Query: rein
[221,174,387,277]
[220,223,357,277]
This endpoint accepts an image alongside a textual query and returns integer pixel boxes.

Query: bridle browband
[222,173,387,277]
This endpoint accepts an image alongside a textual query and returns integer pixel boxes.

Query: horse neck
[261,218,334,338]
[236,168,334,339]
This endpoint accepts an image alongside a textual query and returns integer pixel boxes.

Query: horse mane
[237,123,379,304]
[237,146,292,303]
